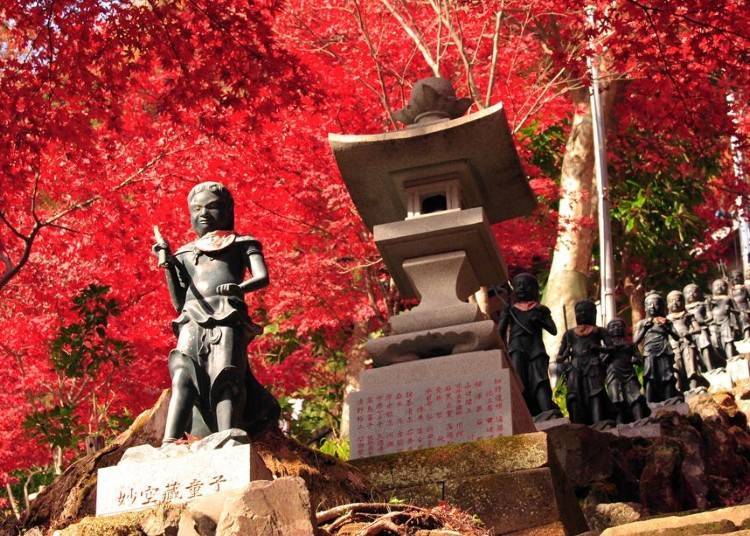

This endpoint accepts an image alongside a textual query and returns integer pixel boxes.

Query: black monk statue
[498,273,560,418]
[153,181,279,444]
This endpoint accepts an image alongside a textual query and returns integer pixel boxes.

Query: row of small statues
[498,271,750,426]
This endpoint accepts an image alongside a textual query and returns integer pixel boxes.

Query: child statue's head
[667,290,685,313]
[711,278,728,297]
[606,318,626,338]
[511,272,539,302]
[187,181,235,236]
[574,299,596,326]
[683,283,703,304]
[644,291,666,317]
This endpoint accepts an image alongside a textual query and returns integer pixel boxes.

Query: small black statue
[684,283,717,371]
[666,290,703,391]
[729,269,750,339]
[498,273,560,417]
[603,319,649,424]
[708,278,742,362]
[556,299,609,425]
[633,291,679,403]
[153,181,279,444]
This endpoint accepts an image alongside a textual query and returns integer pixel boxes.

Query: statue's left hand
[216,283,242,296]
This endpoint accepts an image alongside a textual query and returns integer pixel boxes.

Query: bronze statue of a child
[603,319,648,423]
[633,291,679,403]
[154,181,279,444]
[708,278,742,363]
[498,273,559,417]
[557,299,609,425]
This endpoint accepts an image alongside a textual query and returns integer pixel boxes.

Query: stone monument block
[347,350,534,460]
[727,357,750,384]
[704,368,734,393]
[351,432,588,535]
[96,430,267,516]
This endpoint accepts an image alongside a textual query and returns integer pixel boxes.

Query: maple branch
[512,67,570,132]
[625,0,750,44]
[0,147,175,292]
[4,483,20,521]
[31,171,41,224]
[485,4,505,107]
[350,0,398,127]
[44,150,169,226]
[378,0,440,76]
[428,0,481,107]
[246,198,334,238]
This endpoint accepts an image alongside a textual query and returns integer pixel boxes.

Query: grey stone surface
[367,319,500,367]
[328,102,534,229]
[608,422,662,438]
[728,357,750,384]
[97,443,254,516]
[118,429,249,465]
[535,417,570,432]
[648,399,689,417]
[705,368,734,393]
[373,207,506,300]
[348,350,534,459]
[388,250,482,334]
[215,477,314,536]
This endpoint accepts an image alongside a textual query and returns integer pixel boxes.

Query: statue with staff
[152,181,279,444]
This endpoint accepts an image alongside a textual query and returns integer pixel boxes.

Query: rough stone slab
[505,521,566,535]
[97,444,256,516]
[381,483,443,506]
[704,368,734,393]
[367,321,501,366]
[119,428,249,465]
[535,417,570,432]
[351,432,551,489]
[328,102,534,230]
[608,423,661,439]
[215,477,314,536]
[728,358,750,384]
[361,349,510,389]
[648,400,689,417]
[446,467,586,535]
[348,350,534,459]
[600,503,750,536]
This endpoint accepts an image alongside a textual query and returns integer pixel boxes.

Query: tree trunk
[52,446,63,476]
[542,82,619,365]
[339,321,370,439]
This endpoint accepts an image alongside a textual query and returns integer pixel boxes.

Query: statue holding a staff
[153,181,279,444]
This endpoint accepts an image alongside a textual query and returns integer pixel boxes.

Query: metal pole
[728,92,750,277]
[586,6,616,325]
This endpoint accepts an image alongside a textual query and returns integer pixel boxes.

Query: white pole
[586,6,617,326]
[728,92,750,277]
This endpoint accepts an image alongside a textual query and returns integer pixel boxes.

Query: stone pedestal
[351,432,588,535]
[727,357,750,384]
[347,350,535,460]
[96,430,269,516]
[705,368,734,393]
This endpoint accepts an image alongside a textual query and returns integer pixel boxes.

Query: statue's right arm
[632,320,647,346]
[163,255,187,312]
[497,307,510,343]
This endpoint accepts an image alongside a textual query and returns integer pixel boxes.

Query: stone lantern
[329,78,538,459]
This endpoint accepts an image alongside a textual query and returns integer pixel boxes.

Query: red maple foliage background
[0,0,748,488]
